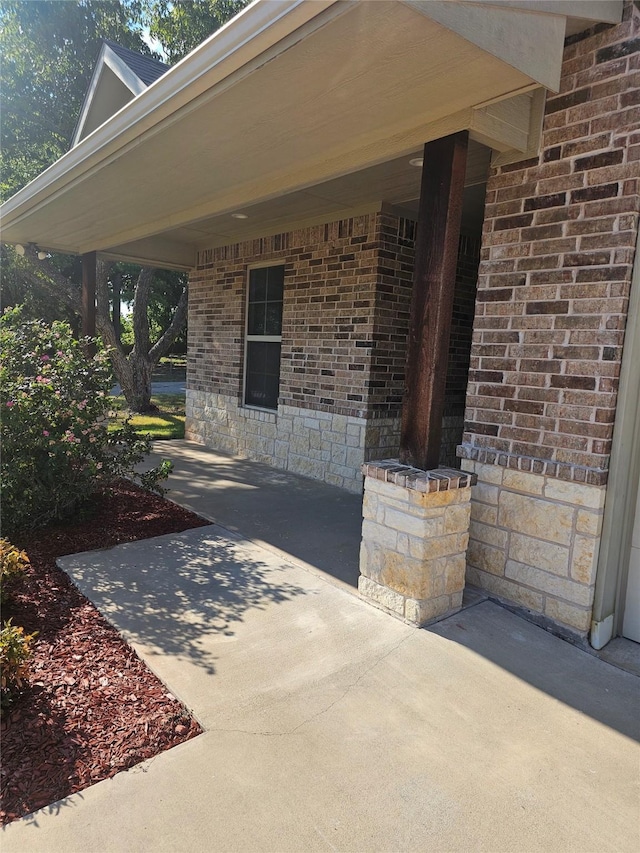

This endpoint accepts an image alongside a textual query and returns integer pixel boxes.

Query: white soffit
[404,0,567,91]
[139,142,493,255]
[0,0,623,269]
[3,2,530,256]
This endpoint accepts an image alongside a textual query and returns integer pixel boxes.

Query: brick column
[359,461,476,625]
[458,2,640,635]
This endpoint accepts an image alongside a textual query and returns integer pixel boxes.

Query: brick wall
[367,211,414,416]
[447,234,482,408]
[443,233,482,465]
[365,211,481,469]
[191,213,380,419]
[188,213,386,490]
[460,2,640,486]
[187,207,481,487]
[461,3,640,636]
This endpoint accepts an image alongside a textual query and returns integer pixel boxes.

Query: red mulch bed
[1,480,211,825]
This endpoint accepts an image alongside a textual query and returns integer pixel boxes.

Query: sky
[141,25,167,60]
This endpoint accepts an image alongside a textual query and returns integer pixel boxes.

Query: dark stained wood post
[81,251,97,356]
[112,270,122,346]
[399,132,468,470]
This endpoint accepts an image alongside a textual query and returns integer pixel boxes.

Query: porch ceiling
[0,0,623,270]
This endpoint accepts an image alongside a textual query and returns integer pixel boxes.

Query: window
[244,265,284,410]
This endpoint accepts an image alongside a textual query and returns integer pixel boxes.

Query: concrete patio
[2,441,639,852]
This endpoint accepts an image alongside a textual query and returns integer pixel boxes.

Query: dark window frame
[243,264,284,411]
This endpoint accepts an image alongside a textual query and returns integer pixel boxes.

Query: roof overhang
[0,0,623,270]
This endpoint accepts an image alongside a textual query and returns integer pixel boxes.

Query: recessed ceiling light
[231,213,249,219]
[409,158,423,168]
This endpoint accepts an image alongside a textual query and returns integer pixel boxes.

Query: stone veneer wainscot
[359,461,476,624]
[186,392,400,491]
[464,459,605,633]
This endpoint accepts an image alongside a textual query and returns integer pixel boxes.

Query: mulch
[1,480,211,825]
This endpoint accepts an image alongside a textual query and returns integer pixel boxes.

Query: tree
[142,0,250,64]
[11,245,187,412]
[0,1,171,412]
[2,243,187,412]
[0,244,80,329]
[118,266,189,353]
[96,264,188,411]
[0,0,152,200]
[1,1,247,410]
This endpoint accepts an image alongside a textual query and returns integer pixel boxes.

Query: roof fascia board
[71,42,110,147]
[103,49,148,97]
[403,0,567,91]
[2,0,347,227]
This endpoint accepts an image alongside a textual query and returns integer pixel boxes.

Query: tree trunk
[114,351,155,412]
[17,249,188,414]
[96,261,188,413]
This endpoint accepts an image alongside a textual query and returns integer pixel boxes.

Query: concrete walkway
[143,440,364,589]
[111,380,186,397]
[3,444,639,852]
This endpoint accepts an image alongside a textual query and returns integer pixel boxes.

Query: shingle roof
[102,39,170,86]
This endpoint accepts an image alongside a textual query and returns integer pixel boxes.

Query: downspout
[590,226,640,649]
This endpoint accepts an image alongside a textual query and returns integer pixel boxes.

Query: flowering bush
[0,309,171,535]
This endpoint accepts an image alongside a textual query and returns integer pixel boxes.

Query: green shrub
[0,620,36,711]
[0,539,30,603]
[0,309,172,535]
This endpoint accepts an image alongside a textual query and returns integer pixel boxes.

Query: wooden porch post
[399,132,468,470]
[112,270,122,346]
[81,251,97,355]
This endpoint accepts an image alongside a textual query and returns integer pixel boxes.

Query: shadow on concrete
[144,442,363,589]
[59,528,307,677]
[22,791,84,829]
[429,600,640,743]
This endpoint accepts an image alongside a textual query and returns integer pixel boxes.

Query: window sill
[240,404,278,422]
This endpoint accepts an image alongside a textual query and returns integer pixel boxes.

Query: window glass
[249,268,268,302]
[245,342,281,408]
[265,303,282,336]
[247,302,265,336]
[266,271,283,302]
[244,266,284,410]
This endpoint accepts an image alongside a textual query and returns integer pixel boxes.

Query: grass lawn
[158,355,186,369]
[153,355,187,384]
[109,393,185,440]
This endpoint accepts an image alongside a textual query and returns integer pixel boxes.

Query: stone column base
[359,461,476,626]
